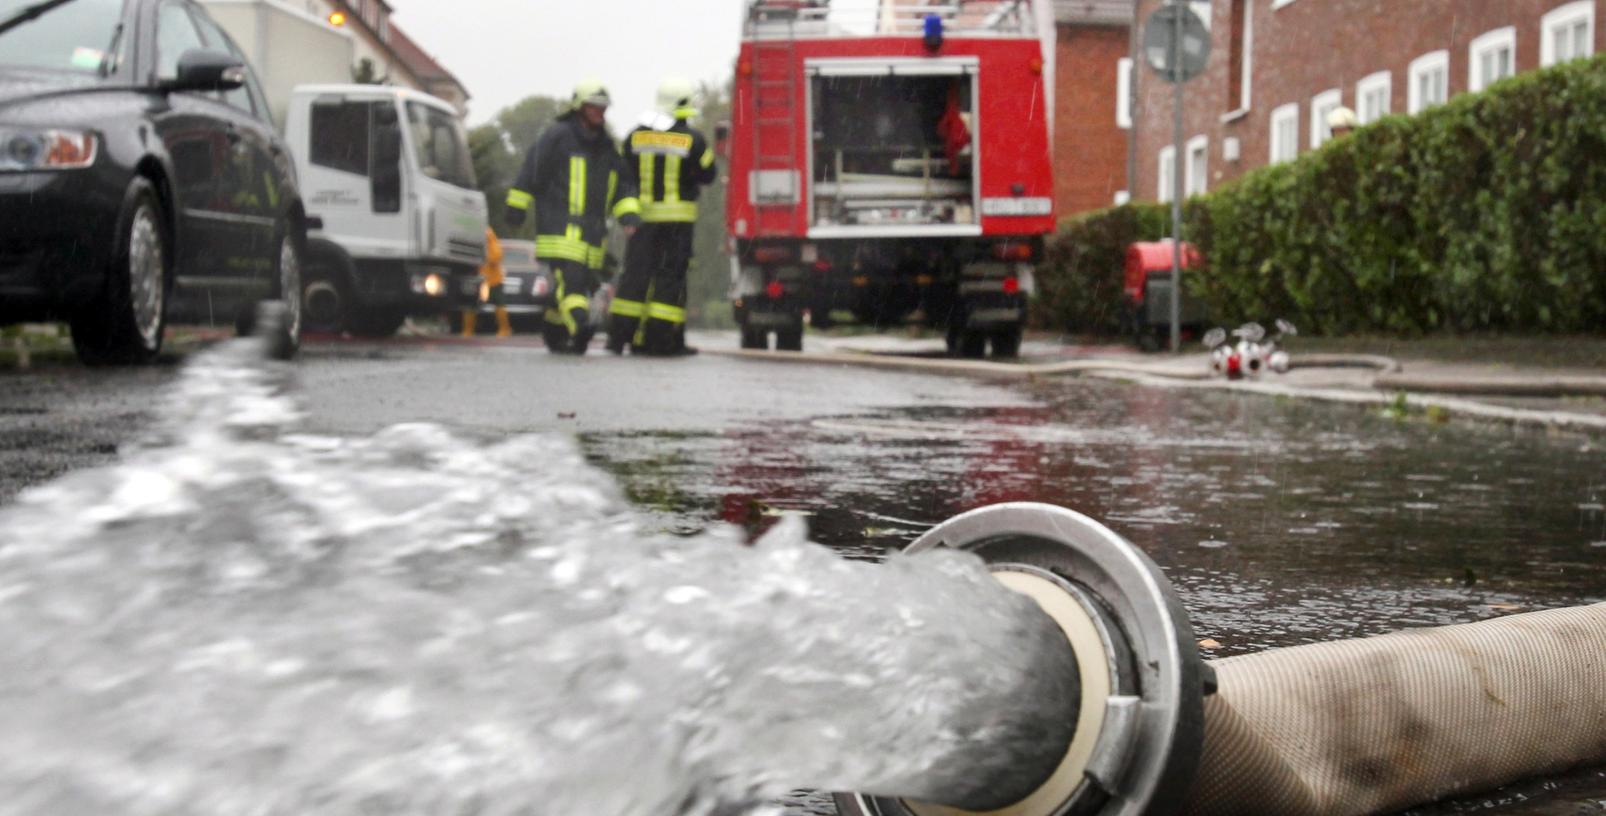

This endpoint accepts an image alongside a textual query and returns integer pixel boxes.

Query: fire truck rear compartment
[809,74,975,230]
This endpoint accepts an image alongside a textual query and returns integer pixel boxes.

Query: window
[1158,145,1176,203]
[1309,89,1341,149]
[1269,103,1299,163]
[156,0,207,82]
[1225,0,1253,113]
[1117,57,1133,129]
[1271,0,1300,8]
[310,100,373,176]
[0,0,123,73]
[1185,135,1208,197]
[1356,71,1391,124]
[1408,50,1449,113]
[1470,27,1516,92]
[1542,1,1595,66]
[406,101,476,189]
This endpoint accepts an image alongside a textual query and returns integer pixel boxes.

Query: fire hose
[834,504,1606,816]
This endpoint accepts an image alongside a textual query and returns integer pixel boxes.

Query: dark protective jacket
[505,114,642,269]
[622,118,718,223]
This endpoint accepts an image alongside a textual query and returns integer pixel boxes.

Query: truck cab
[285,86,486,337]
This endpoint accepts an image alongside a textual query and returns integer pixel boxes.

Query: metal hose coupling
[835,503,1212,816]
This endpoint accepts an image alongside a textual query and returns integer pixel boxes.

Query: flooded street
[1,337,1602,814]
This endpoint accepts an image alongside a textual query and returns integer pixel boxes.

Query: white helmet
[1327,106,1358,132]
[656,76,698,118]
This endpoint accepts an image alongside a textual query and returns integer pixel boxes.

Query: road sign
[1143,4,1211,84]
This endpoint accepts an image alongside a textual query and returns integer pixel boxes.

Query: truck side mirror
[370,103,404,214]
[715,120,731,158]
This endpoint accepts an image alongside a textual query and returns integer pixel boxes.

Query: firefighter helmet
[570,78,612,111]
[656,76,698,118]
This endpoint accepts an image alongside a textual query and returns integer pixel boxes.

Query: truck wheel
[301,264,348,335]
[991,326,1023,359]
[72,178,167,366]
[956,330,987,359]
[740,326,768,350]
[270,231,303,357]
[347,308,406,338]
[775,315,804,352]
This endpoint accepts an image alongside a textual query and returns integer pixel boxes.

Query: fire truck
[726,0,1056,357]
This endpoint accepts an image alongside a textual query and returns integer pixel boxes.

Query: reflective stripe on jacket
[624,119,717,224]
[506,115,642,269]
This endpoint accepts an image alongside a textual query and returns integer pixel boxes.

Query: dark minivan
[0,0,306,363]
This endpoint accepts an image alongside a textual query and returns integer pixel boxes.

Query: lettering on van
[310,189,362,207]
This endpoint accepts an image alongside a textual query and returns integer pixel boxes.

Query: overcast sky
[389,0,881,131]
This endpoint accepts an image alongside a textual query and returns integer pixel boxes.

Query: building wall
[290,0,424,89]
[1053,23,1131,215]
[1131,0,1604,203]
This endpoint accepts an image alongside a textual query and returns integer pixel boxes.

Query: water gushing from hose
[0,334,1076,815]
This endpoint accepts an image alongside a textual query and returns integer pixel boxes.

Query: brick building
[1051,1,1134,215]
[1128,0,1601,205]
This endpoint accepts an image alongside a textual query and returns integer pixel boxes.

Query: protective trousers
[607,222,692,354]
[543,259,598,353]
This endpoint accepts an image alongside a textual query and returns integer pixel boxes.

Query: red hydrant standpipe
[835,504,1606,816]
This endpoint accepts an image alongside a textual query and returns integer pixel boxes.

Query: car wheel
[347,308,406,338]
[957,330,987,359]
[740,327,768,350]
[274,232,303,357]
[71,178,167,366]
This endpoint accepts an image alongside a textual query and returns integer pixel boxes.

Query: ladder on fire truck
[747,2,804,237]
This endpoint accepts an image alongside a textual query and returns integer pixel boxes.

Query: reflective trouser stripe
[536,235,590,264]
[609,298,645,318]
[607,171,618,214]
[507,188,534,210]
[559,294,589,334]
[640,201,698,222]
[569,157,586,216]
[544,308,564,326]
[646,302,686,324]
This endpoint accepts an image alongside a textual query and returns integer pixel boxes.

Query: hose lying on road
[1374,373,1606,398]
[1184,603,1606,816]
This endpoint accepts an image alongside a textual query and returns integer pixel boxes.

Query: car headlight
[0,129,98,171]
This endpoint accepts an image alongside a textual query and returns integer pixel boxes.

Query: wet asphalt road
[1,332,1603,815]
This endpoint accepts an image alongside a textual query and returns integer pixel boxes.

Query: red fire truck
[725,0,1056,358]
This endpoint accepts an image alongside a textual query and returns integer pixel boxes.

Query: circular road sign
[1143,4,1211,83]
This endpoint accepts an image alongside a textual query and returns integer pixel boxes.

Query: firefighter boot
[494,307,513,338]
[459,310,477,337]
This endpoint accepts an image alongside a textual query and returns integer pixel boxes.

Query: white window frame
[1356,71,1392,124]
[1408,50,1450,113]
[1158,146,1177,203]
[1541,1,1595,67]
[1469,26,1517,92]
[1269,102,1299,163]
[1185,135,1209,196]
[1270,0,1300,8]
[1117,57,1133,129]
[1309,88,1341,149]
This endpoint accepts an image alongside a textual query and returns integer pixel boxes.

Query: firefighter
[461,227,512,337]
[505,78,641,354]
[606,77,719,356]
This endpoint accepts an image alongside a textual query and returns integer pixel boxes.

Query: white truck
[202,0,487,337]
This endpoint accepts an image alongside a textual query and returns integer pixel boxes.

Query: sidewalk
[704,332,1606,433]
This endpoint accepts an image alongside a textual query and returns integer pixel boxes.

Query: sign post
[1142,3,1210,352]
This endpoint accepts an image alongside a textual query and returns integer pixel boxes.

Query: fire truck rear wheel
[992,325,1023,358]
[775,325,804,352]
[740,326,768,350]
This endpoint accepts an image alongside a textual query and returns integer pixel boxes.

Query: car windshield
[0,0,124,74]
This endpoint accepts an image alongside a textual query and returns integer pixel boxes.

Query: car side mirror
[164,49,246,93]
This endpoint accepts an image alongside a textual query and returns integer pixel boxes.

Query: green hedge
[1040,53,1606,336]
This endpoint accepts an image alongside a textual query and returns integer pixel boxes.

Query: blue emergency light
[923,14,944,51]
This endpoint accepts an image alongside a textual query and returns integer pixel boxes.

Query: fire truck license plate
[981,197,1053,217]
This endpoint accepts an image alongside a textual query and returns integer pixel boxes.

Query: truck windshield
[0,0,123,73]
[406,101,475,189]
